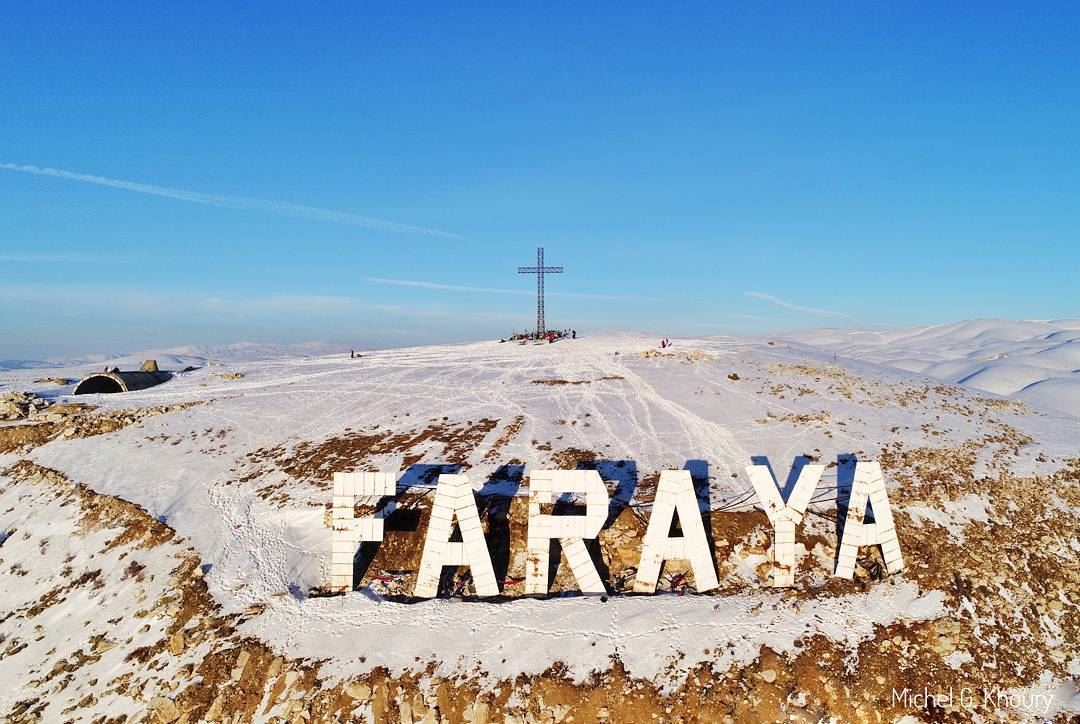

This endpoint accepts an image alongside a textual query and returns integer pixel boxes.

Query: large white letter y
[746,460,823,587]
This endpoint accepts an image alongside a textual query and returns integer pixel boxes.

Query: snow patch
[245,580,945,691]
[904,494,990,544]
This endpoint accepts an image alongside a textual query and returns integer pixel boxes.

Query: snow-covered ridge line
[0,340,350,372]
[782,318,1080,417]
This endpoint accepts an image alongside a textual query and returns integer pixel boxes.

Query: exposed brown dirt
[531,376,625,386]
[549,447,598,469]
[0,402,202,454]
[238,419,501,489]
[639,349,716,363]
[758,410,832,426]
[483,415,526,462]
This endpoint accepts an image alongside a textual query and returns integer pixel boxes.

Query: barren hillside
[1,329,1077,722]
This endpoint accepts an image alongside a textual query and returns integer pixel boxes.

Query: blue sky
[1,3,1078,358]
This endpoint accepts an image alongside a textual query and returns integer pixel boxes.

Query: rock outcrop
[0,391,50,421]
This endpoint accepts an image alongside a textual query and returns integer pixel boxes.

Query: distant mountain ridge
[0,359,53,371]
[783,318,1080,417]
[0,341,350,372]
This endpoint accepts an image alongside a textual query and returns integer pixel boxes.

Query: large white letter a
[834,462,904,579]
[413,473,500,598]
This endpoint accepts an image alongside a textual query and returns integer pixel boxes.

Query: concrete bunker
[74,360,173,395]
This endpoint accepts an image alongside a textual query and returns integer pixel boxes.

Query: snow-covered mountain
[1,327,1077,721]
[0,341,351,373]
[784,318,1080,417]
[0,359,53,371]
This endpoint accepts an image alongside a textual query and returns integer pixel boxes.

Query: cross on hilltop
[517,247,563,337]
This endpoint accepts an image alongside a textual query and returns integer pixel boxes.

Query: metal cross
[517,247,563,337]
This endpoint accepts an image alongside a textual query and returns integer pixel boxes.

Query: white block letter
[834,462,904,579]
[413,473,499,598]
[634,470,719,593]
[330,472,397,592]
[746,460,824,587]
[525,470,609,595]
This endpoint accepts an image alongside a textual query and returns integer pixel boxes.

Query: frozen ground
[1,322,1077,721]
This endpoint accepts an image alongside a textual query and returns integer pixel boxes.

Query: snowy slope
[1,329,1078,721]
[784,318,1080,417]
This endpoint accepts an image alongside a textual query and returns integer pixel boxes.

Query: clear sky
[1,3,1078,359]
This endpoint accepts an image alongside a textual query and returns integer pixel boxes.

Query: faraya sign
[328,460,905,596]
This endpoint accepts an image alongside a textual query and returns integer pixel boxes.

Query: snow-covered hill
[784,318,1080,417]
[0,359,53,371]
[1,328,1077,721]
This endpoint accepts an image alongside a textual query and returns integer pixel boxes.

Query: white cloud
[366,276,673,303]
[744,291,856,319]
[0,162,463,239]
[366,278,530,296]
[0,284,523,324]
[743,291,902,329]
[0,251,141,263]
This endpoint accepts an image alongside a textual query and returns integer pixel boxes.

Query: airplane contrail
[0,162,464,239]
